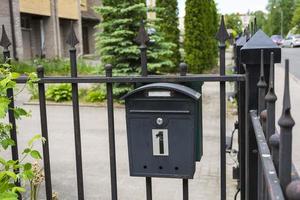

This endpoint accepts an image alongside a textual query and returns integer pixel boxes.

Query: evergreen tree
[184,0,218,73]
[156,0,181,68]
[94,2,175,96]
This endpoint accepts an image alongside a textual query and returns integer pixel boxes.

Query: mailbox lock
[156,118,164,125]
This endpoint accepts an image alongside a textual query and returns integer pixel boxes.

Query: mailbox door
[126,99,196,179]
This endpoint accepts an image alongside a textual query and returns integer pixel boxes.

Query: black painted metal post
[66,23,85,200]
[278,59,295,192]
[240,29,281,200]
[236,35,247,200]
[105,64,118,200]
[216,16,229,200]
[37,66,53,200]
[135,20,152,200]
[180,63,189,200]
[1,25,21,196]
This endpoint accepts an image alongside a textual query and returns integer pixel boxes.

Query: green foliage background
[265,0,296,36]
[94,2,176,97]
[156,0,181,67]
[225,13,243,34]
[184,0,218,73]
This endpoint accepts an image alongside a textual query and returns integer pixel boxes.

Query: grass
[11,58,104,76]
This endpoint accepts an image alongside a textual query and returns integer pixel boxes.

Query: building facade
[0,0,101,60]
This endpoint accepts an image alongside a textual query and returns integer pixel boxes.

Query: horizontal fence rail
[10,74,246,84]
[250,110,285,200]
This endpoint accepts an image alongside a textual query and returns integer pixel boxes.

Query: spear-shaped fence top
[244,27,250,41]
[265,52,277,102]
[278,60,295,128]
[254,17,258,33]
[257,50,267,88]
[216,15,230,46]
[66,22,79,48]
[0,25,11,50]
[134,20,150,47]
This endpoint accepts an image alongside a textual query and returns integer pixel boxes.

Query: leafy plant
[0,62,45,200]
[46,84,72,102]
[85,86,106,103]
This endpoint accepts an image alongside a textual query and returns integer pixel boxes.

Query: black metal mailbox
[122,83,201,179]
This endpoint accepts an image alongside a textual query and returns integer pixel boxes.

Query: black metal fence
[0,15,299,200]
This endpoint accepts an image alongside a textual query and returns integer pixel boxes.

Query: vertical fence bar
[265,52,277,143]
[257,50,267,114]
[183,179,189,200]
[105,64,118,200]
[216,16,229,200]
[278,59,295,192]
[135,20,152,200]
[37,66,53,200]
[236,36,247,200]
[66,23,85,200]
[180,63,189,200]
[1,25,21,197]
[257,50,267,200]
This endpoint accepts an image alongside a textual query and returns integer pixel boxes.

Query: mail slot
[122,83,202,179]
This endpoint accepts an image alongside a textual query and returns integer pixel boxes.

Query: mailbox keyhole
[156,131,164,154]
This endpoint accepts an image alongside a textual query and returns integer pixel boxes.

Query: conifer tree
[156,0,181,67]
[94,2,175,96]
[184,0,218,73]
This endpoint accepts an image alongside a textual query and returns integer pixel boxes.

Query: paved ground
[8,80,239,200]
[276,47,300,170]
[281,47,300,80]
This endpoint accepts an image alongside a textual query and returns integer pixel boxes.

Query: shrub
[85,90,106,102]
[46,84,72,102]
[184,0,218,73]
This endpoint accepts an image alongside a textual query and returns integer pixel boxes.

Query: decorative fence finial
[134,20,150,47]
[286,180,300,200]
[254,17,258,33]
[278,59,295,190]
[0,25,11,50]
[66,22,79,48]
[216,15,230,45]
[244,27,250,41]
[279,60,294,126]
[265,52,277,103]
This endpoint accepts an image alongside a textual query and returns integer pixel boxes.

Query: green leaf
[22,148,31,154]
[0,191,18,200]
[28,134,43,146]
[3,171,17,181]
[11,186,25,193]
[13,107,29,119]
[30,150,42,159]
[23,163,32,171]
[1,138,15,150]
[0,97,10,118]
